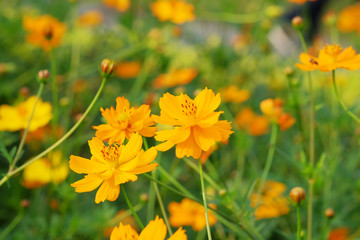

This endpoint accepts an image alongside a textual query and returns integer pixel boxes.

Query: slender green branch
[50,49,59,134]
[0,77,107,187]
[0,211,23,240]
[297,206,302,240]
[10,83,45,171]
[198,159,212,240]
[332,70,360,124]
[121,185,144,230]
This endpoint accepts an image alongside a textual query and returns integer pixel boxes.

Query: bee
[309,58,318,65]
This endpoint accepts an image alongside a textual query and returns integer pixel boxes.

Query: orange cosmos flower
[260,98,283,120]
[111,216,187,240]
[168,198,217,231]
[296,44,360,72]
[115,61,142,79]
[338,3,360,34]
[23,15,66,51]
[287,0,317,4]
[153,88,233,159]
[152,68,198,89]
[77,10,103,27]
[277,113,296,131]
[0,96,52,132]
[220,85,250,103]
[235,108,269,136]
[93,97,157,145]
[69,133,158,203]
[151,0,195,24]
[328,227,349,240]
[250,181,290,220]
[103,0,130,12]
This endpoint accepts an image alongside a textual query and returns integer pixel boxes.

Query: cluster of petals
[260,98,295,131]
[103,0,130,12]
[296,43,360,72]
[150,0,195,24]
[23,151,68,188]
[153,87,233,159]
[152,68,198,89]
[220,85,250,103]
[111,216,187,240]
[250,181,290,220]
[0,96,52,132]
[69,133,158,203]
[337,3,360,34]
[93,96,157,145]
[23,15,66,51]
[235,107,269,136]
[168,198,217,231]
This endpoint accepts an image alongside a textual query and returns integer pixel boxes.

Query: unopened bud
[140,193,149,202]
[218,189,227,196]
[325,208,335,219]
[100,59,115,77]
[284,67,294,77]
[38,69,50,83]
[292,16,304,30]
[19,87,30,98]
[290,187,306,205]
[21,199,30,208]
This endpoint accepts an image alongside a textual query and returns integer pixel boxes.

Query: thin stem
[332,70,360,124]
[10,83,45,171]
[0,77,107,187]
[198,158,212,240]
[50,49,58,134]
[121,185,145,230]
[256,122,278,198]
[0,211,23,240]
[297,206,302,240]
[197,11,264,24]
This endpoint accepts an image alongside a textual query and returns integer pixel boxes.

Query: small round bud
[75,113,83,121]
[322,10,337,26]
[290,187,306,205]
[218,189,227,196]
[140,193,149,202]
[38,69,50,84]
[100,59,115,77]
[284,67,294,77]
[19,87,30,98]
[20,199,30,208]
[325,208,335,219]
[292,16,304,30]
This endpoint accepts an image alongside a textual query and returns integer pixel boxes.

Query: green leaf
[0,140,16,164]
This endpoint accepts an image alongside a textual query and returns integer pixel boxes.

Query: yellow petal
[71,174,103,192]
[138,216,167,240]
[168,227,187,240]
[69,155,108,174]
[110,223,139,240]
[175,133,202,159]
[95,178,120,203]
[119,133,142,164]
[194,87,221,118]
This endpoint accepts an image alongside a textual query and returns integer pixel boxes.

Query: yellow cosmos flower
[168,198,217,231]
[69,133,158,203]
[77,10,104,27]
[338,3,360,34]
[111,216,187,240]
[260,98,283,120]
[296,44,360,72]
[150,0,195,25]
[23,15,66,51]
[220,85,250,103]
[250,181,290,220]
[152,68,198,89]
[22,151,69,188]
[93,97,157,145]
[103,0,130,12]
[287,0,317,4]
[0,96,52,132]
[153,88,233,159]
[115,61,142,79]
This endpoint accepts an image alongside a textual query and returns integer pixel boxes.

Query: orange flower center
[101,145,121,166]
[181,99,197,117]
[324,44,342,56]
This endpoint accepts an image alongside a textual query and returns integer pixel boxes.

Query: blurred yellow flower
[338,3,360,34]
[22,151,68,188]
[296,44,360,72]
[235,107,270,136]
[77,10,103,27]
[151,0,195,24]
[250,181,290,220]
[168,198,217,231]
[220,85,250,103]
[0,96,52,132]
[260,98,283,120]
[287,0,317,4]
[69,133,158,203]
[152,68,197,89]
[277,113,296,131]
[153,88,233,159]
[93,97,157,145]
[115,61,142,79]
[111,216,187,240]
[23,15,66,51]
[103,0,130,12]
[328,227,349,240]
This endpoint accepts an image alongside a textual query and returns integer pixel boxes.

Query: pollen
[101,144,121,164]
[324,44,343,56]
[181,99,198,116]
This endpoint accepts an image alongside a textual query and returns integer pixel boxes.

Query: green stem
[198,158,212,240]
[197,11,264,24]
[129,54,152,100]
[50,49,58,134]
[0,211,23,240]
[10,83,45,171]
[121,185,144,230]
[332,70,360,124]
[297,206,302,240]
[0,77,107,187]
[256,122,278,199]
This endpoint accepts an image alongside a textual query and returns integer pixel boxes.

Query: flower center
[43,25,53,40]
[101,145,121,167]
[324,44,342,56]
[118,112,130,122]
[181,99,197,117]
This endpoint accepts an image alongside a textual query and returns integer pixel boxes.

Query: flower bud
[38,69,50,83]
[19,87,30,98]
[290,187,306,205]
[325,208,335,219]
[284,67,294,77]
[20,199,30,208]
[292,16,304,30]
[140,193,149,202]
[100,59,115,77]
